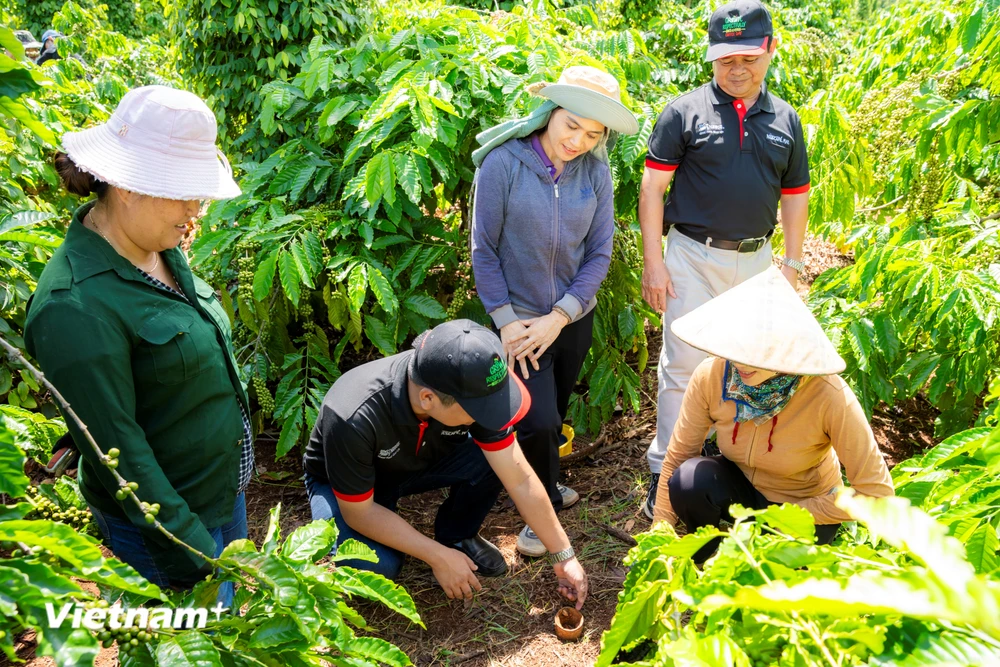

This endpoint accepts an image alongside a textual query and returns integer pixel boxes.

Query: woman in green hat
[471,66,639,557]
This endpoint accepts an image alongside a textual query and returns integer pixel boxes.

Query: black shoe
[644,473,660,520]
[442,534,508,577]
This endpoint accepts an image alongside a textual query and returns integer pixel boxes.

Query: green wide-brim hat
[527,66,639,135]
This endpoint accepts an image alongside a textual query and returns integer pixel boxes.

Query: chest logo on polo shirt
[766,132,791,148]
[696,122,725,137]
[378,442,401,459]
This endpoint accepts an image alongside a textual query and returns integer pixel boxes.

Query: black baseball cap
[706,0,774,62]
[409,320,529,431]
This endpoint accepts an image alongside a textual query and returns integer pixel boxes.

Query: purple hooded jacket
[471,136,615,328]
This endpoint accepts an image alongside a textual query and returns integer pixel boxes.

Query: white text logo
[45,602,226,630]
[766,132,790,147]
[378,442,401,459]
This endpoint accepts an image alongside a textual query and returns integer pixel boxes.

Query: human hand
[642,257,676,313]
[553,557,588,610]
[500,320,531,380]
[781,264,799,291]
[430,546,482,601]
[510,311,569,372]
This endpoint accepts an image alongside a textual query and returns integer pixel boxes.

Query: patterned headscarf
[722,361,802,425]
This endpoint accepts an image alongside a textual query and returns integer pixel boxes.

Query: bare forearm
[779,193,808,260]
[638,181,668,262]
[341,503,446,566]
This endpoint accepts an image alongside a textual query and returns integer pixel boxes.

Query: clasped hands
[499,310,571,379]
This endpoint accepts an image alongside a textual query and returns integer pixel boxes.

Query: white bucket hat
[61,85,241,201]
[527,66,639,135]
[670,266,846,376]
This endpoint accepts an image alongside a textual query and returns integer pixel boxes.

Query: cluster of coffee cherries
[445,243,472,320]
[25,485,92,532]
[235,241,258,303]
[252,376,274,416]
[299,300,316,334]
[105,453,161,525]
[82,599,158,655]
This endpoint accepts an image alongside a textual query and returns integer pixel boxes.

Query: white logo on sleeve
[440,428,467,437]
[378,442,401,459]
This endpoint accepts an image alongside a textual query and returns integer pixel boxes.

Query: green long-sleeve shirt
[24,202,249,582]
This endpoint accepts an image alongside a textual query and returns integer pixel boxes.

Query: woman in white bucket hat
[651,267,894,561]
[24,86,250,606]
[471,66,639,558]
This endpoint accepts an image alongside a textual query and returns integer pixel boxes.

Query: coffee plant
[169,0,368,153]
[189,0,669,448]
[802,0,1000,435]
[4,0,1000,661]
[10,0,139,39]
[0,340,421,666]
[598,425,1000,665]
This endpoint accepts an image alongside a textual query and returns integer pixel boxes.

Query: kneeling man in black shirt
[303,320,587,606]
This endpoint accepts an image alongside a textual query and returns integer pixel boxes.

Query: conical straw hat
[670,266,846,376]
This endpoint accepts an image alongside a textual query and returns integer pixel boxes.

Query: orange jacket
[653,357,894,526]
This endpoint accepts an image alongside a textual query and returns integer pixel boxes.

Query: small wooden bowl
[554,606,584,641]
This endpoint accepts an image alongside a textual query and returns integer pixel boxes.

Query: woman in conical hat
[651,266,893,560]
[471,66,638,558]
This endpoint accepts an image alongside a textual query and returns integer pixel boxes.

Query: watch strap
[549,546,576,564]
[782,256,806,273]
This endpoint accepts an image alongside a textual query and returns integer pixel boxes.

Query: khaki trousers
[646,227,772,473]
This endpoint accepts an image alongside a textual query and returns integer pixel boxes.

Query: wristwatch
[782,256,806,273]
[549,546,576,564]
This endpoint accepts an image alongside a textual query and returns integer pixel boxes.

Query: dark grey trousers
[668,454,839,562]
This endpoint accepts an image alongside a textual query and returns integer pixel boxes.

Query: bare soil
[6,234,940,667]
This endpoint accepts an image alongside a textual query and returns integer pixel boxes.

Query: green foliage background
[2,0,999,445]
[1,0,1000,661]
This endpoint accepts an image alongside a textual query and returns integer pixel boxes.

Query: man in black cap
[303,320,587,607]
[639,0,811,518]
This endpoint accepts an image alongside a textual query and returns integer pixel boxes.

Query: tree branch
[0,335,250,586]
[856,195,904,213]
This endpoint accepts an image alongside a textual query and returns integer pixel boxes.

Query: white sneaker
[558,483,580,509]
[516,525,548,557]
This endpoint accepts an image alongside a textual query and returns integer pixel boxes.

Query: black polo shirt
[302,350,528,502]
[645,81,810,241]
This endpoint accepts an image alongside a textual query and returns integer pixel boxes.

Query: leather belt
[674,226,773,253]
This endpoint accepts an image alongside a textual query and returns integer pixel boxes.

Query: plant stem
[729,519,842,667]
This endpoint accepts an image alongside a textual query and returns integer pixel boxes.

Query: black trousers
[512,309,594,512]
[668,455,840,562]
[305,438,504,578]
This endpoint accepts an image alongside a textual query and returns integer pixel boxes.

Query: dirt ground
[6,234,942,667]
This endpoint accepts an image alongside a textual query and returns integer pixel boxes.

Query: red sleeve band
[476,432,515,452]
[645,158,679,172]
[781,183,810,195]
[500,374,532,431]
[332,487,374,502]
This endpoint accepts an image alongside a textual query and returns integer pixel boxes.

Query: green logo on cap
[723,15,746,36]
[486,357,507,388]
